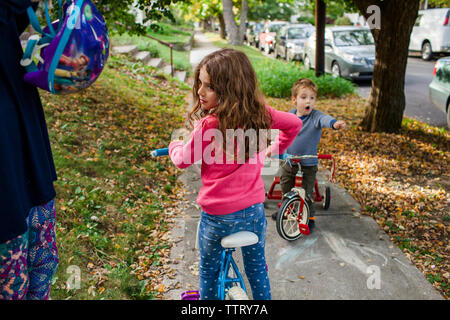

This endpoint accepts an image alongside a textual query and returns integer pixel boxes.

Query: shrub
[254,59,355,98]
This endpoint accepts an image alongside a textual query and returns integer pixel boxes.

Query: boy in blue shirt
[272,79,346,232]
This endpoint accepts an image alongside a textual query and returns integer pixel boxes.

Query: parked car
[246,22,263,47]
[259,21,288,54]
[302,26,375,80]
[275,24,314,61]
[409,8,450,61]
[429,56,450,128]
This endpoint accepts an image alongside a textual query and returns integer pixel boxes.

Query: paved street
[357,57,447,128]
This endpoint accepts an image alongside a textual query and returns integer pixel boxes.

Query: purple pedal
[181,290,200,300]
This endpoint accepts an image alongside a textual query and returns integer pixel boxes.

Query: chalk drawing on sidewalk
[275,236,319,270]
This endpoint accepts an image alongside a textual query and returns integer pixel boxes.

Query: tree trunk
[354,0,420,133]
[239,0,248,42]
[222,0,248,45]
[218,13,227,39]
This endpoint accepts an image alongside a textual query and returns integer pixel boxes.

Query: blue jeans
[198,203,271,300]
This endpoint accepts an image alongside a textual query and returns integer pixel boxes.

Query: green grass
[41,55,189,299]
[146,22,193,50]
[208,33,355,98]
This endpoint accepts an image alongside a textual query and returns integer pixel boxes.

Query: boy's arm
[315,110,345,130]
[332,120,346,130]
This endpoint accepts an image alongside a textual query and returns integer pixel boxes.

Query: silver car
[429,56,450,128]
[302,26,375,80]
[275,24,314,62]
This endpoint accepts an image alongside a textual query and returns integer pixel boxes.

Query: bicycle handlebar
[151,148,169,157]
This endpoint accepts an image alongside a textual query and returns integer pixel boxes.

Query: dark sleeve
[0,0,38,34]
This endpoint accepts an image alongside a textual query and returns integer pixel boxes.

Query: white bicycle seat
[221,231,259,248]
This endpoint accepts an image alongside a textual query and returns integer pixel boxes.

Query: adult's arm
[0,0,39,34]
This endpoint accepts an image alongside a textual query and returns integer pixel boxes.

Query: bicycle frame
[152,147,251,300]
[218,248,247,300]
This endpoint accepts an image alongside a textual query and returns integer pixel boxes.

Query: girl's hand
[266,150,272,158]
[333,120,346,130]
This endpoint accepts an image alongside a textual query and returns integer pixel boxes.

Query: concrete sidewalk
[162,32,444,300]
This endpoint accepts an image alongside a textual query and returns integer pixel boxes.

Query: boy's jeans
[198,203,271,300]
[279,160,318,216]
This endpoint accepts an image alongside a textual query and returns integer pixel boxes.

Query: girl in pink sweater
[169,48,301,299]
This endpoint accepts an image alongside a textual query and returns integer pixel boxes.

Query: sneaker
[271,210,278,221]
[308,219,315,233]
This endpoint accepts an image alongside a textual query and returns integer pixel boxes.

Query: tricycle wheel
[322,186,330,210]
[276,195,309,241]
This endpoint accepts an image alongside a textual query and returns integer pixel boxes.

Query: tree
[178,0,227,39]
[353,0,420,133]
[304,0,355,21]
[44,0,188,35]
[222,0,248,45]
[307,0,421,133]
[247,1,295,21]
[425,0,449,7]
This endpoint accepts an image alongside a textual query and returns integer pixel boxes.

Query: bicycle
[152,148,257,300]
[266,154,335,241]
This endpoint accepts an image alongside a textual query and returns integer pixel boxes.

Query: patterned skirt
[0,200,59,300]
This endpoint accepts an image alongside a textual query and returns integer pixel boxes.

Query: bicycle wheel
[276,194,309,241]
[225,286,249,300]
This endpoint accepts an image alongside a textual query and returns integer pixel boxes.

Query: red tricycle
[266,154,335,241]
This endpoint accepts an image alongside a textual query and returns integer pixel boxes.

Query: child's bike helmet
[21,0,109,94]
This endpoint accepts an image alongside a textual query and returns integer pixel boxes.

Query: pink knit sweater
[169,106,302,215]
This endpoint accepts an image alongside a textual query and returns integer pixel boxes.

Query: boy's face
[292,87,316,116]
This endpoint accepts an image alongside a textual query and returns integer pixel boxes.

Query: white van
[409,8,450,60]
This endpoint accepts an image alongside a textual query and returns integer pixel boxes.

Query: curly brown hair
[189,48,272,162]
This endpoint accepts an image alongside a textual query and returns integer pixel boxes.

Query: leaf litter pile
[268,95,449,298]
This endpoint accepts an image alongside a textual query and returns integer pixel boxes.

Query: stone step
[133,51,151,64]
[112,45,139,56]
[162,64,173,75]
[175,71,187,82]
[148,58,163,69]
